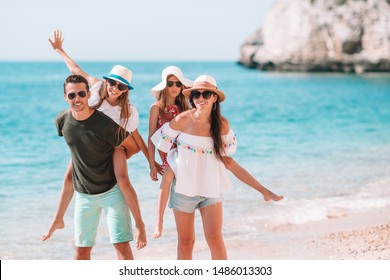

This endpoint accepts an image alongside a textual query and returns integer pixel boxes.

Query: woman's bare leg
[173,209,195,260]
[121,135,140,159]
[200,203,227,260]
[153,167,174,239]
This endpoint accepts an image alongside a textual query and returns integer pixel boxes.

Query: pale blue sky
[0,0,275,61]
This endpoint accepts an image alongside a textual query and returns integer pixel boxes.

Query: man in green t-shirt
[43,75,145,259]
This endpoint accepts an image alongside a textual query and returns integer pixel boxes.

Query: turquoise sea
[1,61,390,259]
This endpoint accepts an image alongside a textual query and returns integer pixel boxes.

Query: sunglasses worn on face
[190,90,214,100]
[67,91,87,100]
[106,78,128,91]
[167,81,182,88]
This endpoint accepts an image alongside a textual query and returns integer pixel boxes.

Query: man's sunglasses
[190,90,214,100]
[167,81,182,88]
[67,91,87,100]
[106,78,128,91]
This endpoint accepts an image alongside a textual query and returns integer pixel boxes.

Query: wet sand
[132,206,390,260]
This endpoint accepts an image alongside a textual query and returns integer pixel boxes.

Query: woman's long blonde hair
[94,80,131,141]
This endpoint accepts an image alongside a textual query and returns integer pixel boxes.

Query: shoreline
[3,204,388,260]
[132,206,390,260]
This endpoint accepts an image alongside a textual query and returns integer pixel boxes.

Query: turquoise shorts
[74,184,133,247]
[169,179,223,214]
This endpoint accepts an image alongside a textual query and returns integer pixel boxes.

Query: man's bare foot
[263,190,284,202]
[41,219,65,241]
[136,226,147,250]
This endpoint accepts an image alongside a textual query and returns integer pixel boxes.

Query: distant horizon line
[0,59,239,63]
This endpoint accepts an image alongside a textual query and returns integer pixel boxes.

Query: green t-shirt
[56,109,128,194]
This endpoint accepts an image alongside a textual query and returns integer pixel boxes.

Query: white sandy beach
[3,208,389,280]
[130,206,390,260]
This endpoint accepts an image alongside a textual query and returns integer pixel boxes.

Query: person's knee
[122,138,140,158]
[113,242,133,260]
[114,241,130,250]
[132,144,141,154]
[178,236,195,249]
[205,231,224,245]
[74,247,92,260]
[125,147,140,159]
[163,168,175,181]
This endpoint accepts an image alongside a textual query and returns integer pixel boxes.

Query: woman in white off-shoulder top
[152,75,283,260]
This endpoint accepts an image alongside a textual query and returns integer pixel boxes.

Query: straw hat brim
[150,77,193,99]
[182,87,225,102]
[102,75,134,90]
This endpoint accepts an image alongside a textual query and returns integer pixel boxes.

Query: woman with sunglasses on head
[151,75,283,259]
[148,66,193,239]
[42,30,155,252]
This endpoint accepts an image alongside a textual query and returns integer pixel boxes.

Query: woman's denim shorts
[169,179,223,214]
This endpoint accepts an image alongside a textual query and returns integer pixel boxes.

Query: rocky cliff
[239,0,390,73]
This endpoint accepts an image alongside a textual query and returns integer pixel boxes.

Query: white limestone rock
[239,0,390,73]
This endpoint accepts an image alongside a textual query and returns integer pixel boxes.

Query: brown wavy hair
[190,94,225,161]
[157,75,190,120]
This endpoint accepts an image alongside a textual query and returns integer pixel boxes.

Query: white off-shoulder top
[88,81,139,133]
[151,123,237,198]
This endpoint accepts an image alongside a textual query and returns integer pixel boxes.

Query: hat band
[193,81,217,89]
[108,74,131,87]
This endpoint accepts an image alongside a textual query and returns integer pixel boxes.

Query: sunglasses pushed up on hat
[67,91,87,100]
[106,78,128,91]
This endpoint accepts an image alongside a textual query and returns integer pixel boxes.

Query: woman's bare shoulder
[149,101,162,115]
[150,101,162,110]
[170,109,195,130]
[178,108,194,119]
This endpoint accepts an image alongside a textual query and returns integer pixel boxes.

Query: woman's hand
[48,29,64,51]
[150,161,164,181]
[154,161,164,176]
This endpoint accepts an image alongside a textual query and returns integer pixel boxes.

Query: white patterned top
[151,123,237,198]
[88,81,139,132]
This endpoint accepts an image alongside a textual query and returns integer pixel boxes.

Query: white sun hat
[150,66,193,99]
[103,65,134,90]
[182,75,225,102]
